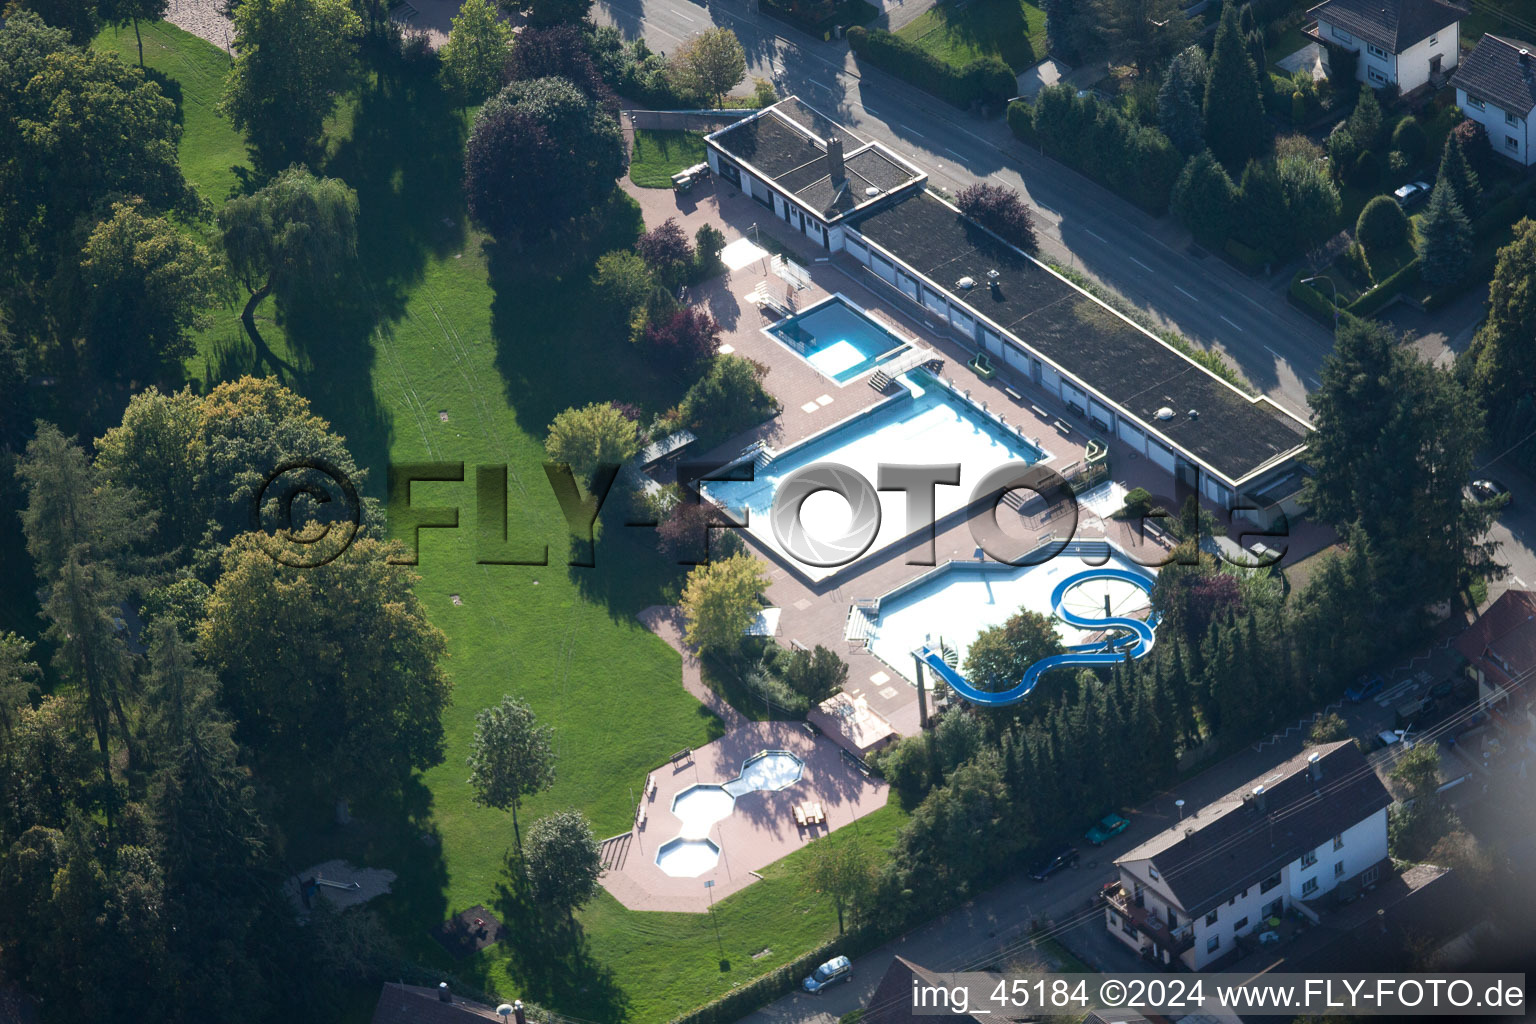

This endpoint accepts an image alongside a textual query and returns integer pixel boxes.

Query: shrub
[1007,98,1036,143]
[1288,269,1342,326]
[1291,90,1306,124]
[1346,256,1420,316]
[1350,148,1380,189]
[694,223,726,278]
[1015,87,1181,212]
[1355,194,1410,262]
[642,307,720,371]
[1452,118,1495,178]
[1116,487,1154,519]
[956,182,1037,253]
[636,217,694,285]
[1326,127,1359,177]
[846,26,1014,109]
[1391,114,1426,162]
[680,355,779,440]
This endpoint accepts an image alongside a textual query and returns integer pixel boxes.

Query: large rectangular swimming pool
[768,296,909,383]
[704,373,1046,580]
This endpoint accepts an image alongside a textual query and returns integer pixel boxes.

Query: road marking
[1083,228,1106,242]
[1220,315,1246,332]
[1308,377,1322,389]
[1516,576,1529,587]
[1240,291,1267,311]
[901,124,926,138]
[1174,285,1200,302]
[945,146,965,158]
[674,10,695,20]
[1264,345,1283,359]
[808,79,833,93]
[1129,256,1153,272]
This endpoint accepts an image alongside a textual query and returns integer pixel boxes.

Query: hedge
[1345,256,1420,317]
[1288,269,1342,326]
[666,924,886,1024]
[846,26,1015,109]
[761,0,877,39]
[1008,87,1182,214]
[1223,237,1272,274]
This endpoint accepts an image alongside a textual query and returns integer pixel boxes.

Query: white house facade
[1452,34,1536,166]
[1104,743,1392,971]
[1309,0,1465,90]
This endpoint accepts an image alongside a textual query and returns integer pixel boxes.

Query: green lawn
[1461,0,1536,42]
[895,0,1047,73]
[1267,22,1313,74]
[96,21,908,1022]
[629,129,707,188]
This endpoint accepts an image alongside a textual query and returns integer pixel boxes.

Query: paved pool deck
[597,720,889,913]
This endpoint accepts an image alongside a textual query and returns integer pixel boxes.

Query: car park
[803,955,852,993]
[1346,675,1384,702]
[1029,845,1079,881]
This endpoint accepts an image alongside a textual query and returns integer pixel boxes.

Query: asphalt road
[596,0,1332,420]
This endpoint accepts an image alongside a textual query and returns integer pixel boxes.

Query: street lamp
[1300,275,1339,329]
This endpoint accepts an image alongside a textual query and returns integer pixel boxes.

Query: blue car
[803,955,852,993]
[1345,675,1383,702]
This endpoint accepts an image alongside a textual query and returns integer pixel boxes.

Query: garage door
[845,236,868,263]
[1147,442,1176,473]
[1117,419,1147,454]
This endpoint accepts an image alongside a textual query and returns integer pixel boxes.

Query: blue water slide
[915,567,1159,707]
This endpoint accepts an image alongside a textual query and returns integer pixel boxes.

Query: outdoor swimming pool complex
[863,542,1158,683]
[654,750,805,878]
[767,296,909,383]
[703,373,1046,581]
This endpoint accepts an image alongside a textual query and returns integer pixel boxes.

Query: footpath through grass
[108,21,908,1023]
[895,0,1047,73]
[629,128,707,188]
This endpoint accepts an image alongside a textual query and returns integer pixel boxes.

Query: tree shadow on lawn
[490,858,631,1021]
[909,0,1037,72]
[277,773,456,970]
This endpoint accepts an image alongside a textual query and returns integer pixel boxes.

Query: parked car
[1468,479,1511,506]
[1029,845,1079,881]
[1345,675,1384,702]
[1393,181,1431,208]
[1084,813,1130,846]
[803,955,852,994]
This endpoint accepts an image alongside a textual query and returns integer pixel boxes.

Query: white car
[1393,181,1431,208]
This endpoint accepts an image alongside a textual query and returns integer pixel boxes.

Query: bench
[1004,387,1023,402]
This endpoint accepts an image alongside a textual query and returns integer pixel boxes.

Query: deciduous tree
[802,836,874,933]
[673,27,746,107]
[221,0,360,171]
[438,0,512,103]
[1355,193,1410,265]
[543,402,641,482]
[956,182,1038,253]
[464,76,626,240]
[680,552,768,656]
[962,609,1065,693]
[522,809,601,916]
[466,695,556,851]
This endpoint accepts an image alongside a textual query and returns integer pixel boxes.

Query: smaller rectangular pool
[768,296,909,384]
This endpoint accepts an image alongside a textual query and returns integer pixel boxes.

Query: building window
[1508,135,1521,152]
[1167,909,1178,928]
[1362,865,1380,885]
[1260,873,1281,894]
[1333,834,1344,851]
[1207,935,1221,953]
[1507,111,1523,126]
[1206,909,1219,926]
[1148,866,1159,880]
[1301,850,1318,869]
[1331,25,1353,42]
[1234,916,1249,933]
[1468,96,1486,110]
[1335,861,1346,878]
[1430,33,1438,44]
[1367,42,1389,58]
[1368,66,1388,85]
[1240,888,1249,899]
[1228,896,1236,906]
[1302,877,1319,897]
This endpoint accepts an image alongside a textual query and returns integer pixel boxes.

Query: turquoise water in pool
[769,297,909,382]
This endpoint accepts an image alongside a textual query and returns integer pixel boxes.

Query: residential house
[1308,0,1465,90]
[1104,740,1391,971]
[1454,587,1536,714]
[862,956,981,1023]
[1453,34,1536,165]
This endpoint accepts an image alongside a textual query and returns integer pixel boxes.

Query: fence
[624,109,756,133]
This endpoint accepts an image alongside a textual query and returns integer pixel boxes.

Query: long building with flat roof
[704,98,1311,515]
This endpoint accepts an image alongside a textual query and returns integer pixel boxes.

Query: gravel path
[164,0,235,52]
